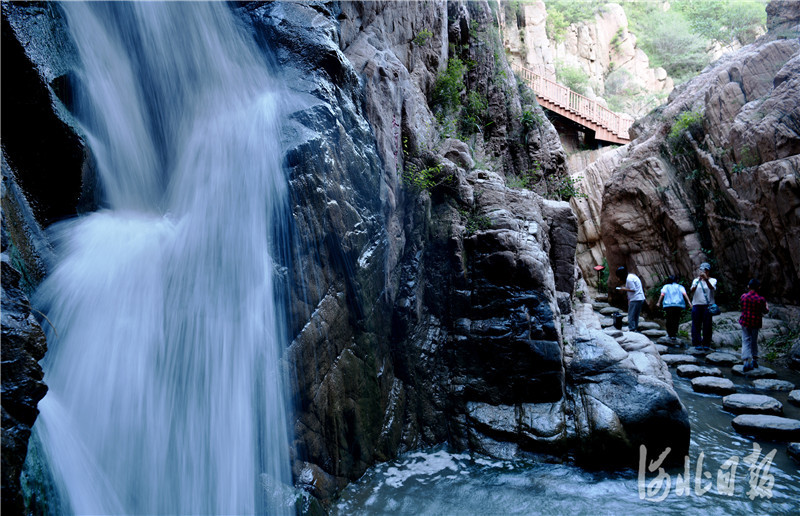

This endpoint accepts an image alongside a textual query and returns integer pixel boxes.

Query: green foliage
[545,0,604,42]
[432,58,466,112]
[520,109,543,144]
[638,10,710,81]
[459,207,493,235]
[462,91,490,135]
[413,29,434,46]
[673,0,766,46]
[555,61,590,95]
[403,162,452,192]
[506,174,532,189]
[668,110,704,143]
[546,174,587,201]
[763,329,800,362]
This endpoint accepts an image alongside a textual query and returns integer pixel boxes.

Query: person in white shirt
[616,266,645,332]
[690,262,717,351]
[656,275,692,341]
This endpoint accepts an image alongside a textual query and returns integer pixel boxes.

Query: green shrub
[413,29,434,46]
[673,0,766,46]
[545,0,604,42]
[668,110,703,142]
[403,163,452,192]
[432,58,466,112]
[462,91,490,135]
[555,61,590,95]
[546,174,587,201]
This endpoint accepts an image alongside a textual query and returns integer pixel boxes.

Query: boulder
[731,365,778,379]
[706,352,739,366]
[731,414,800,441]
[661,354,699,366]
[722,394,783,415]
[788,390,800,406]
[676,365,722,379]
[752,379,796,392]
[691,377,736,396]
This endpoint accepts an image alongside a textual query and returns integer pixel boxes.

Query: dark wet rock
[731,414,800,441]
[731,365,778,379]
[722,394,783,415]
[661,354,699,366]
[788,390,800,405]
[789,339,800,371]
[691,377,736,395]
[1,248,48,514]
[706,352,739,366]
[752,379,796,392]
[676,365,722,379]
[789,442,800,461]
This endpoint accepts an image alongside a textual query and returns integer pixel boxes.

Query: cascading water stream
[29,2,293,514]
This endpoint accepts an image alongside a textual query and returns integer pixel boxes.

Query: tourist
[690,262,717,351]
[616,266,645,332]
[739,278,769,372]
[656,275,691,341]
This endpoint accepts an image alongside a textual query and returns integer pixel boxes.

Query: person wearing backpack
[656,275,692,341]
[690,262,717,351]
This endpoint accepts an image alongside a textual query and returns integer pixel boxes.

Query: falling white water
[31,2,292,514]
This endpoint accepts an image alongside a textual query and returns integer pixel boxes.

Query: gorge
[1,1,798,515]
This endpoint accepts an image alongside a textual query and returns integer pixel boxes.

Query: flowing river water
[25,2,293,514]
[334,367,800,515]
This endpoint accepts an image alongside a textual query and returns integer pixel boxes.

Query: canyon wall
[575,1,800,308]
[2,1,689,510]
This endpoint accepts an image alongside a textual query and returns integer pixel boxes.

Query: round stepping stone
[599,307,622,315]
[685,347,710,356]
[641,329,667,338]
[722,394,783,415]
[691,376,736,395]
[592,302,611,311]
[655,344,669,354]
[706,352,738,365]
[638,321,661,331]
[594,294,609,303]
[731,365,777,379]
[600,317,615,328]
[657,336,686,346]
[676,364,722,379]
[789,443,800,461]
[752,379,796,392]
[661,354,699,366]
[731,414,800,441]
[789,390,800,406]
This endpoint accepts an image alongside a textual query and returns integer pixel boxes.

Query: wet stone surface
[691,376,736,396]
[731,414,800,441]
[722,393,783,415]
[676,364,722,379]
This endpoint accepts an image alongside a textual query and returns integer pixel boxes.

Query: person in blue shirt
[656,275,692,341]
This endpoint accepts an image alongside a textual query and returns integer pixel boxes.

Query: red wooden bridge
[512,63,634,145]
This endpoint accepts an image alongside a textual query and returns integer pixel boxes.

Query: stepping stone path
[722,394,783,415]
[731,414,800,440]
[587,294,800,464]
[661,354,699,366]
[731,365,777,379]
[676,364,722,379]
[752,379,796,392]
[691,376,736,395]
[705,352,738,366]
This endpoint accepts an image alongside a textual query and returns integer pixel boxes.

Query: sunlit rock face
[596,1,799,304]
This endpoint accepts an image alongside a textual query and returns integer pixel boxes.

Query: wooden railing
[512,63,633,142]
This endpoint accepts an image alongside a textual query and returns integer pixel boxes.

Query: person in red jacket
[739,278,769,372]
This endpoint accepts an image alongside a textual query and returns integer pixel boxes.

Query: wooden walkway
[512,63,634,145]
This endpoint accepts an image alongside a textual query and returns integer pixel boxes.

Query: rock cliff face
[577,2,800,306]
[500,1,673,117]
[2,0,689,510]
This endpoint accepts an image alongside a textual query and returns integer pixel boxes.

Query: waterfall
[30,2,293,514]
